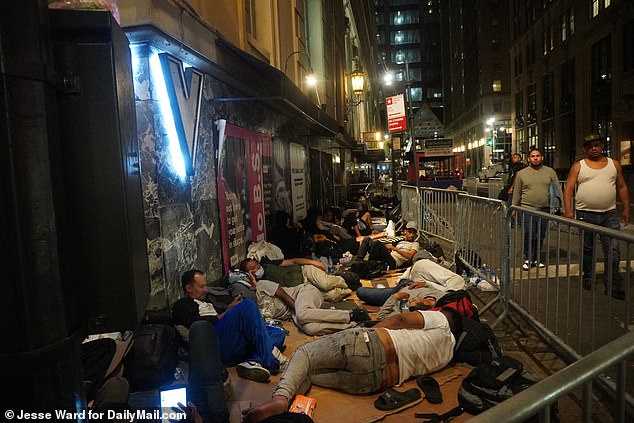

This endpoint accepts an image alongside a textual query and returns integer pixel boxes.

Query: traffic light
[487,138,493,147]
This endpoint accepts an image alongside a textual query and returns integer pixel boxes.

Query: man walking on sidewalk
[564,134,630,300]
[512,147,562,270]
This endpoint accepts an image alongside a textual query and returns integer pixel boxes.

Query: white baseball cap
[405,220,418,229]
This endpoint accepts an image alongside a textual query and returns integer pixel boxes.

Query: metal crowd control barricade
[454,193,508,319]
[400,184,421,227]
[419,187,461,245]
[470,331,634,423]
[508,206,634,414]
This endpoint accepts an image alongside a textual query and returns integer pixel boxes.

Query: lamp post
[284,50,320,104]
[347,66,365,141]
[382,63,415,186]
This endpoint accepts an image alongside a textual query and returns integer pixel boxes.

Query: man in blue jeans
[564,134,630,300]
[173,270,285,383]
[512,147,562,269]
[242,307,462,423]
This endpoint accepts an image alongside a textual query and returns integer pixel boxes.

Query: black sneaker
[350,307,371,322]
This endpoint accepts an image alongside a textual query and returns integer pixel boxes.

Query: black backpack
[314,240,344,259]
[453,317,502,366]
[436,290,479,321]
[123,323,181,392]
[334,269,361,291]
[349,260,388,279]
[458,356,539,415]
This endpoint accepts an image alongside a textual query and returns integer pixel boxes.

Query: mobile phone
[159,386,186,422]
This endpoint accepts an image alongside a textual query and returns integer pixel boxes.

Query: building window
[561,14,567,42]
[543,120,555,166]
[391,30,421,45]
[569,7,575,34]
[492,80,502,92]
[542,72,554,118]
[391,49,421,64]
[390,10,419,25]
[409,87,423,102]
[561,59,575,115]
[395,68,421,82]
[548,25,555,51]
[592,0,599,17]
[528,83,537,122]
[604,0,611,8]
[492,40,500,51]
[527,124,539,149]
[492,60,501,72]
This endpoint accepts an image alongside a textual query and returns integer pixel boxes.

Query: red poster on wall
[217,121,271,272]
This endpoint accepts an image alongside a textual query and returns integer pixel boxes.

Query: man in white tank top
[563,134,630,300]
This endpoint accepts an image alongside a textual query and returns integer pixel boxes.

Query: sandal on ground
[374,387,421,411]
[416,375,443,404]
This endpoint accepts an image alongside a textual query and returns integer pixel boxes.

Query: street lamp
[351,67,365,95]
[284,50,321,105]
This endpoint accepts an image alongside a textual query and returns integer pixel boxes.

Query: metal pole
[405,62,418,186]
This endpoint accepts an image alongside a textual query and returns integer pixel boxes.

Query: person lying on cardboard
[229,258,370,336]
[242,307,462,423]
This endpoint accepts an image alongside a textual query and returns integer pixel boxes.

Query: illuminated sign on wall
[158,53,204,176]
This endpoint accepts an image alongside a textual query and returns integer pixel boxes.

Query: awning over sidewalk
[124,25,353,148]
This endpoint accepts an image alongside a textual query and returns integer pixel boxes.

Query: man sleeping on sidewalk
[242,307,462,423]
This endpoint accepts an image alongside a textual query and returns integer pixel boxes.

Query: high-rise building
[440,0,512,175]
[376,0,445,142]
[509,0,634,176]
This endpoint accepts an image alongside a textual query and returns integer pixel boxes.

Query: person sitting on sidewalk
[256,256,353,302]
[355,227,420,269]
[242,307,462,423]
[356,259,465,306]
[316,207,354,240]
[172,270,284,383]
[232,258,370,335]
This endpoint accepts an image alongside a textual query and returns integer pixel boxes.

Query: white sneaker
[386,220,396,237]
[236,361,270,383]
[522,260,530,271]
[534,261,545,268]
[272,346,288,364]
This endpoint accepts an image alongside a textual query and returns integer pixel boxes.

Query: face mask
[254,266,265,280]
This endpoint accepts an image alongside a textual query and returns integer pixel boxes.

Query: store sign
[423,138,454,157]
[386,94,407,132]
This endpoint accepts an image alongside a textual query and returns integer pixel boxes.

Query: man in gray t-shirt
[512,147,562,269]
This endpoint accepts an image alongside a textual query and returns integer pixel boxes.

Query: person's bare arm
[362,212,374,231]
[281,257,326,272]
[386,244,417,260]
[273,286,295,310]
[374,310,424,329]
[563,162,580,219]
[217,294,242,320]
[407,281,427,289]
[615,160,630,224]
